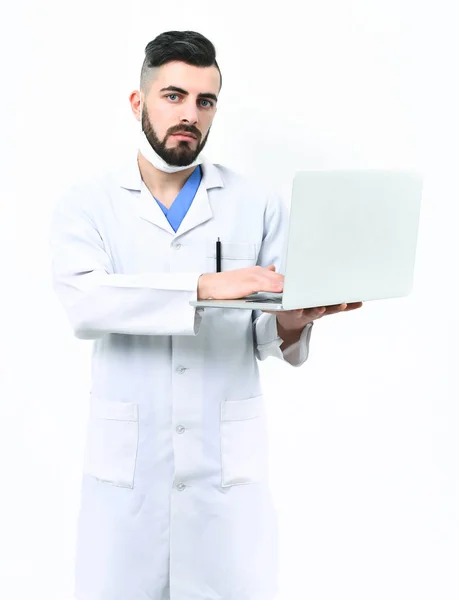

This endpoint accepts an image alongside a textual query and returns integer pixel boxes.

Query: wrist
[276,318,303,348]
[197,273,215,300]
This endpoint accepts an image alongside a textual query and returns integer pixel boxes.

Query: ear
[129,90,142,120]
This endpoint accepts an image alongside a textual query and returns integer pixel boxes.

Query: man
[50,30,362,600]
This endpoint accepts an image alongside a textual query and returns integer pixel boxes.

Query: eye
[200,99,214,108]
[166,94,214,108]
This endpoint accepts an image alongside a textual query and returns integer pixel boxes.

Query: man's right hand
[197,265,284,300]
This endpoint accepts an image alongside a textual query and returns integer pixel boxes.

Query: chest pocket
[205,241,258,273]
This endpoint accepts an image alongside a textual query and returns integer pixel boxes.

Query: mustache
[169,127,200,139]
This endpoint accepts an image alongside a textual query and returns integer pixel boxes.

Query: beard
[141,109,210,167]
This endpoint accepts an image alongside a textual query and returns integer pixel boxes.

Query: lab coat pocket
[82,396,139,489]
[206,241,257,272]
[220,395,269,487]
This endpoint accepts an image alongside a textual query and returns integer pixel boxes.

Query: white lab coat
[49,154,314,600]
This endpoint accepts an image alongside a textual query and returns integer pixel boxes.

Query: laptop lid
[281,170,423,310]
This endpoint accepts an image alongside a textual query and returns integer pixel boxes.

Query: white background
[1,1,458,599]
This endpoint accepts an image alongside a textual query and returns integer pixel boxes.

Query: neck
[137,151,197,195]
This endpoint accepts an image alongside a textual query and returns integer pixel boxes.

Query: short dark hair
[140,30,222,96]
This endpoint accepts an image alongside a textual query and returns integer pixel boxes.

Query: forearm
[53,271,203,339]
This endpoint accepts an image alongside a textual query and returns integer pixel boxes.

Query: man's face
[140,61,220,167]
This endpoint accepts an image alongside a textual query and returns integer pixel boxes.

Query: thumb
[267,265,276,271]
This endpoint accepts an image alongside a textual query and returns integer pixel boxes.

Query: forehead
[153,61,220,94]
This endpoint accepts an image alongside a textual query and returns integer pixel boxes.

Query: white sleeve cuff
[254,311,313,366]
[281,321,314,367]
[254,312,284,361]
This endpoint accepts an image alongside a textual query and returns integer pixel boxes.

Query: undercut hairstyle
[140,30,222,97]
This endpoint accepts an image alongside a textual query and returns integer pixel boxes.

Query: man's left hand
[262,302,363,350]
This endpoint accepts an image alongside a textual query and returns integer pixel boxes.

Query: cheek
[151,105,175,132]
[200,125,212,142]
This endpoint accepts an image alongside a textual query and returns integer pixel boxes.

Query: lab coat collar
[118,152,224,193]
[118,153,224,238]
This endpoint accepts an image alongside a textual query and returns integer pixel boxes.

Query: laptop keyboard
[245,297,283,303]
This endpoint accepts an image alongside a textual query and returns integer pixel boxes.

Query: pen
[216,237,221,272]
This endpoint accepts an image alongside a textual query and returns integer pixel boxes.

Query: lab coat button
[173,243,181,250]
[176,366,186,374]
[177,482,186,491]
[176,425,185,434]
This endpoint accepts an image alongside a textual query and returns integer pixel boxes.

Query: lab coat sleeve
[49,184,203,339]
[252,192,314,367]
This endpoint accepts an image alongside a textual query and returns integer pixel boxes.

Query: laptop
[190,169,423,311]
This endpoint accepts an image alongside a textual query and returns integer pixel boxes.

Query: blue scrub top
[154,165,202,232]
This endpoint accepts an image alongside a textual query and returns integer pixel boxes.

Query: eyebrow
[160,85,218,104]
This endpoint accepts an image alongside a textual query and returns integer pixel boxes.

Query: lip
[172,133,197,140]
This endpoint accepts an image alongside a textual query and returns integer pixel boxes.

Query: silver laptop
[190,169,423,311]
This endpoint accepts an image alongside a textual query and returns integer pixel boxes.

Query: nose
[180,99,199,126]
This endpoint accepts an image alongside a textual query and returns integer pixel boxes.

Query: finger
[302,307,327,318]
[324,302,364,315]
[322,303,347,315]
[267,275,284,292]
[344,302,363,310]
[328,302,362,309]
